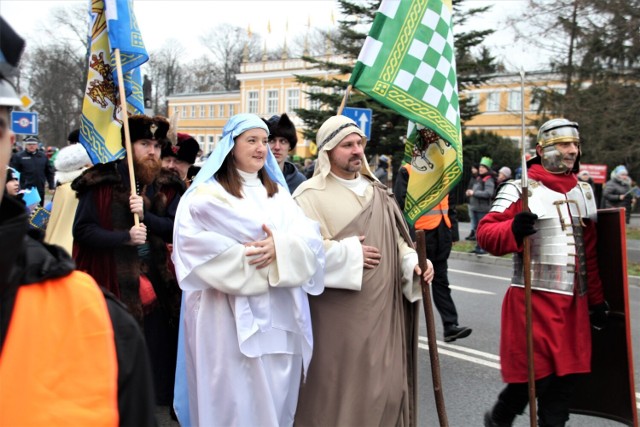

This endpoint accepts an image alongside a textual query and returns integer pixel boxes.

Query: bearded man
[72,115,184,405]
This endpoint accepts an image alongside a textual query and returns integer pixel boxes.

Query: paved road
[417,258,640,426]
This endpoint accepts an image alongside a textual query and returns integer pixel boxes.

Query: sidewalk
[454,218,640,288]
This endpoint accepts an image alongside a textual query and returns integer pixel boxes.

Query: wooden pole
[520,70,536,427]
[337,84,352,115]
[114,48,139,226]
[416,230,449,427]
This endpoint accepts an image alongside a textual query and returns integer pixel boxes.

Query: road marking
[449,285,495,295]
[418,342,501,370]
[449,268,511,281]
[419,336,640,409]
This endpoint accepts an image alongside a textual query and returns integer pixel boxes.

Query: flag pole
[520,69,536,427]
[114,48,139,226]
[416,230,449,427]
[337,84,352,115]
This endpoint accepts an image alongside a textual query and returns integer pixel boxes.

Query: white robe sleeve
[268,230,318,288]
[185,244,270,295]
[322,235,363,291]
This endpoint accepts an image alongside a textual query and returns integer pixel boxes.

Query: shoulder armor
[490,180,521,213]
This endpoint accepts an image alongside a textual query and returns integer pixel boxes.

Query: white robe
[172,171,324,427]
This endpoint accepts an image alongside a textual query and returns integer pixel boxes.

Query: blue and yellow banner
[80,0,148,164]
[349,0,462,225]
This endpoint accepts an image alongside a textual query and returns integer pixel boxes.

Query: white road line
[449,285,495,295]
[418,342,502,370]
[449,268,511,281]
[418,338,640,409]
[419,337,501,361]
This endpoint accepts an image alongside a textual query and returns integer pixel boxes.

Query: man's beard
[134,156,161,185]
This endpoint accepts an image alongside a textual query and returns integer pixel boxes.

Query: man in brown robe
[293,115,434,426]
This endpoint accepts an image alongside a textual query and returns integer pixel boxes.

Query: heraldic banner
[349,0,462,225]
[80,0,148,164]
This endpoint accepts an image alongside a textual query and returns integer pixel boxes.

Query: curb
[450,251,640,288]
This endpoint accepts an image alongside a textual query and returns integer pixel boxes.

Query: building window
[199,105,205,118]
[308,87,322,110]
[247,91,259,114]
[529,94,541,112]
[198,135,205,150]
[485,92,500,112]
[229,104,235,116]
[181,106,187,118]
[286,89,300,114]
[218,105,224,117]
[191,105,196,117]
[266,90,279,115]
[508,90,522,111]
[207,135,215,153]
[173,106,179,116]
[466,92,479,108]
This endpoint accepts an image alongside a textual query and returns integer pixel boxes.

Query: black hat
[122,115,170,148]
[264,113,298,150]
[161,132,200,165]
[6,167,18,182]
[68,129,80,144]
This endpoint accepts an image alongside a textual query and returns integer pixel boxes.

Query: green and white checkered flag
[350,0,463,224]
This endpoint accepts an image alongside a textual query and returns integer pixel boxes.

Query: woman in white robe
[171,114,324,427]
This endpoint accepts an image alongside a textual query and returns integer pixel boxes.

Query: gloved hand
[589,301,609,331]
[511,212,538,245]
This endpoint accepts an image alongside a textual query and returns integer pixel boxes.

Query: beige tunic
[294,174,420,427]
[44,182,78,254]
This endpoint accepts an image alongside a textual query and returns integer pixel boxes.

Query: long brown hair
[215,153,279,198]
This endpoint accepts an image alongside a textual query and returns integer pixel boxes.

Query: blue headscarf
[188,113,286,193]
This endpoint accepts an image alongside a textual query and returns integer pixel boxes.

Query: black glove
[511,212,538,245]
[589,301,609,331]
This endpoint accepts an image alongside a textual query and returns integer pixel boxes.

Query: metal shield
[569,208,638,426]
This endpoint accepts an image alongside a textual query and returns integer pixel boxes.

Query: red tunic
[477,164,604,383]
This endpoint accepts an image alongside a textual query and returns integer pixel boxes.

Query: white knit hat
[498,166,512,179]
[54,144,92,184]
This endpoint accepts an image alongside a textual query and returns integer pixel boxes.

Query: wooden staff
[114,48,139,226]
[416,230,448,427]
[337,84,352,115]
[520,70,536,427]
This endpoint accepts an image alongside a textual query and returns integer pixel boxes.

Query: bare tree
[147,40,188,115]
[200,24,261,91]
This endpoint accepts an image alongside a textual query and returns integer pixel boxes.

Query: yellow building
[167,58,561,155]
[462,71,564,146]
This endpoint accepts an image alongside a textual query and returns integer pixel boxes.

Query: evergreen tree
[294,0,498,177]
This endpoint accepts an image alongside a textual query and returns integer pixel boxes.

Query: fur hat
[122,115,170,148]
[161,132,200,165]
[264,113,298,150]
[54,143,92,184]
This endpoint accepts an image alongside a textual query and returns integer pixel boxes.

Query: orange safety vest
[403,164,451,231]
[0,271,119,427]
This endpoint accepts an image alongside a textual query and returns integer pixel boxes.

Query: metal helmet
[536,118,580,174]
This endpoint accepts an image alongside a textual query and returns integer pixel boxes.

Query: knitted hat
[264,113,298,150]
[54,143,92,184]
[161,132,200,164]
[479,156,493,168]
[498,166,512,179]
[122,115,170,148]
[613,165,628,178]
[6,167,18,182]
